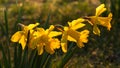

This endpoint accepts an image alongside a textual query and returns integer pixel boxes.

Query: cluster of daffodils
[11,4,112,55]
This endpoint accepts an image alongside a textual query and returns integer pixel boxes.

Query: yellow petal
[80,30,89,43]
[77,30,89,48]
[45,45,54,54]
[98,16,112,30]
[61,43,67,53]
[48,31,62,37]
[34,28,45,37]
[108,13,112,18]
[29,38,37,49]
[37,44,44,55]
[67,29,80,41]
[50,38,60,49]
[36,28,45,32]
[93,25,100,36]
[46,25,54,34]
[61,31,68,53]
[77,41,85,48]
[11,31,23,42]
[68,35,76,42]
[19,35,27,50]
[61,31,68,43]
[96,4,106,16]
[45,38,60,54]
[68,18,85,30]
[27,23,39,30]
[45,42,54,54]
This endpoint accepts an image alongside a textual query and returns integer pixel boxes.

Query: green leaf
[4,8,11,68]
[43,13,51,29]
[39,52,49,67]
[14,44,22,68]
[0,23,5,36]
[29,49,37,68]
[0,43,9,68]
[13,0,24,32]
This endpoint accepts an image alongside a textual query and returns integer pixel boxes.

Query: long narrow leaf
[29,49,37,68]
[39,52,49,68]
[0,43,9,68]
[13,2,24,32]
[43,13,51,29]
[4,8,11,68]
[0,23,5,37]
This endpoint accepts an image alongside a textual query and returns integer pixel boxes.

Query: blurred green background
[0,0,120,68]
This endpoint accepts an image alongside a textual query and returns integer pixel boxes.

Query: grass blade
[4,8,11,68]
[43,13,51,29]
[29,49,37,68]
[0,23,5,37]
[14,44,22,68]
[0,43,9,68]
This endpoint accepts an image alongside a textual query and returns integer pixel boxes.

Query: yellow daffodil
[60,18,89,53]
[85,4,112,36]
[11,23,39,49]
[30,25,61,55]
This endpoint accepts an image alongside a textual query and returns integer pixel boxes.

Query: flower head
[30,25,61,55]
[60,18,89,53]
[11,23,39,49]
[85,4,112,36]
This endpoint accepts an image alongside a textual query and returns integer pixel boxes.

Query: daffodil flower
[11,23,39,49]
[60,18,89,53]
[30,25,62,55]
[85,4,112,36]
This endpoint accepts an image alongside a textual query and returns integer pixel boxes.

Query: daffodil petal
[45,44,54,54]
[61,31,68,43]
[37,45,44,55]
[11,31,23,42]
[98,13,112,30]
[27,23,39,30]
[93,25,100,36]
[46,25,54,34]
[77,41,85,48]
[49,31,62,37]
[68,18,85,30]
[108,13,112,18]
[33,28,45,38]
[29,38,37,49]
[98,17,112,30]
[50,38,60,49]
[67,29,80,40]
[61,43,67,53]
[61,31,68,53]
[19,35,27,50]
[45,38,60,54]
[68,35,76,42]
[80,30,89,43]
[96,4,106,16]
[76,30,89,48]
